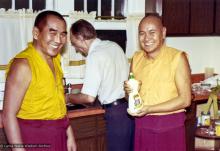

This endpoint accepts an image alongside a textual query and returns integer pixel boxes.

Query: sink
[66,103,86,111]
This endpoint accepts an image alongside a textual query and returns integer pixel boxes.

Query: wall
[166,37,220,74]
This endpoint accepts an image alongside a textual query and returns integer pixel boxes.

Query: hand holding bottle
[124,79,142,94]
[126,72,143,114]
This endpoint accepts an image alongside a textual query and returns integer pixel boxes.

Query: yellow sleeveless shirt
[7,43,66,119]
[132,45,185,115]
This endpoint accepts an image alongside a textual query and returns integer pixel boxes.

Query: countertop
[192,89,220,102]
[67,106,105,119]
[0,106,105,129]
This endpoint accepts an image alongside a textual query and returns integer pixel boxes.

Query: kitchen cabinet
[215,0,220,34]
[69,113,106,151]
[162,0,190,35]
[190,0,214,34]
[0,107,106,151]
[162,0,217,36]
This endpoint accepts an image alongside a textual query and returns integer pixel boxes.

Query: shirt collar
[88,38,101,55]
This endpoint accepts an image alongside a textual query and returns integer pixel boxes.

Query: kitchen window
[0,0,127,19]
[74,0,126,19]
[0,0,45,11]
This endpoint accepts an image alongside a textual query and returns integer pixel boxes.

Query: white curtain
[0,9,36,65]
[0,9,36,108]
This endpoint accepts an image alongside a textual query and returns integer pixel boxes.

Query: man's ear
[162,27,167,39]
[33,27,39,40]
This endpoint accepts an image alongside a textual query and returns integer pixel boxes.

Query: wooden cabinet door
[190,0,214,34]
[70,115,106,151]
[162,0,190,35]
[215,0,220,34]
[162,0,215,35]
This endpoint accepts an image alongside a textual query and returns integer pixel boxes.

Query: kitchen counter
[68,106,105,118]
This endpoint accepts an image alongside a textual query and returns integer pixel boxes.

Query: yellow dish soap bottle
[128,72,142,113]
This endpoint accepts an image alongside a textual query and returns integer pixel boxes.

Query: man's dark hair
[70,19,97,40]
[34,10,66,31]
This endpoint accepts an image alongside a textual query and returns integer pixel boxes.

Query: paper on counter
[202,74,220,88]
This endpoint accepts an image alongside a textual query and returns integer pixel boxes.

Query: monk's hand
[127,105,150,117]
[124,80,132,95]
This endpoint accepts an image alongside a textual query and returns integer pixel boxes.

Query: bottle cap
[129,72,134,79]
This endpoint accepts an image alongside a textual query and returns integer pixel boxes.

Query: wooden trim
[69,58,132,66]
[68,107,105,119]
[0,65,6,70]
[69,60,86,66]
[96,16,126,20]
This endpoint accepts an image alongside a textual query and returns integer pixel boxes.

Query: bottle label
[133,94,142,109]
[128,72,143,113]
[201,114,210,126]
